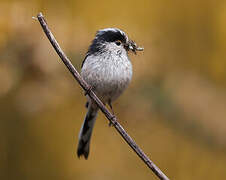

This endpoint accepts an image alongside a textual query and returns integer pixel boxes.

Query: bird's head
[88,28,143,55]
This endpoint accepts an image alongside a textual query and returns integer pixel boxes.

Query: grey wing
[81,54,90,108]
[81,54,90,68]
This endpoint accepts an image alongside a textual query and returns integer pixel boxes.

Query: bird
[77,28,143,159]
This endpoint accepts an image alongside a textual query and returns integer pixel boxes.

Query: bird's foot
[84,85,92,96]
[108,115,116,127]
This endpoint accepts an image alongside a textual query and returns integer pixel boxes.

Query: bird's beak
[125,40,144,54]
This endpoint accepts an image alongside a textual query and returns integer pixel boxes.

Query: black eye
[115,40,121,46]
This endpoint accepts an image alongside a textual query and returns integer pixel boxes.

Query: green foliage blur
[1,0,226,179]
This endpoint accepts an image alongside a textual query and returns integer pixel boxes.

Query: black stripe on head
[96,28,127,43]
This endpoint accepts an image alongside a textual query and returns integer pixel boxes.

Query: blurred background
[1,0,226,179]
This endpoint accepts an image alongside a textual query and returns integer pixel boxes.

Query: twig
[36,12,170,180]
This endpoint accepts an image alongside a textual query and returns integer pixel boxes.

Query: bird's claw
[108,115,116,127]
[84,85,92,96]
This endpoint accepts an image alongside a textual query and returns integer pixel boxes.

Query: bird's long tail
[77,103,98,159]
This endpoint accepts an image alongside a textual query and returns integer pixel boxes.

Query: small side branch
[36,12,170,180]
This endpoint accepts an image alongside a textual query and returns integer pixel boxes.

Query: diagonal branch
[36,12,170,180]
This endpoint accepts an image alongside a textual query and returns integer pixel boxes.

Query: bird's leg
[109,101,114,114]
[108,100,116,127]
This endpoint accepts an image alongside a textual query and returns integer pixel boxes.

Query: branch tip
[37,12,43,18]
[32,16,38,20]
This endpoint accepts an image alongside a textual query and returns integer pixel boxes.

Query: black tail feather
[77,105,98,159]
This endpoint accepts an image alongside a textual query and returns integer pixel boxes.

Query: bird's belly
[82,60,132,103]
[96,67,132,102]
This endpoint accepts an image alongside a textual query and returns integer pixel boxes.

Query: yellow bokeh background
[1,0,226,179]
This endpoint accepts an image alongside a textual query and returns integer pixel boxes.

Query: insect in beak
[125,40,144,54]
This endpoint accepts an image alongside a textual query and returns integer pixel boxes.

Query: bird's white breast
[81,53,132,103]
